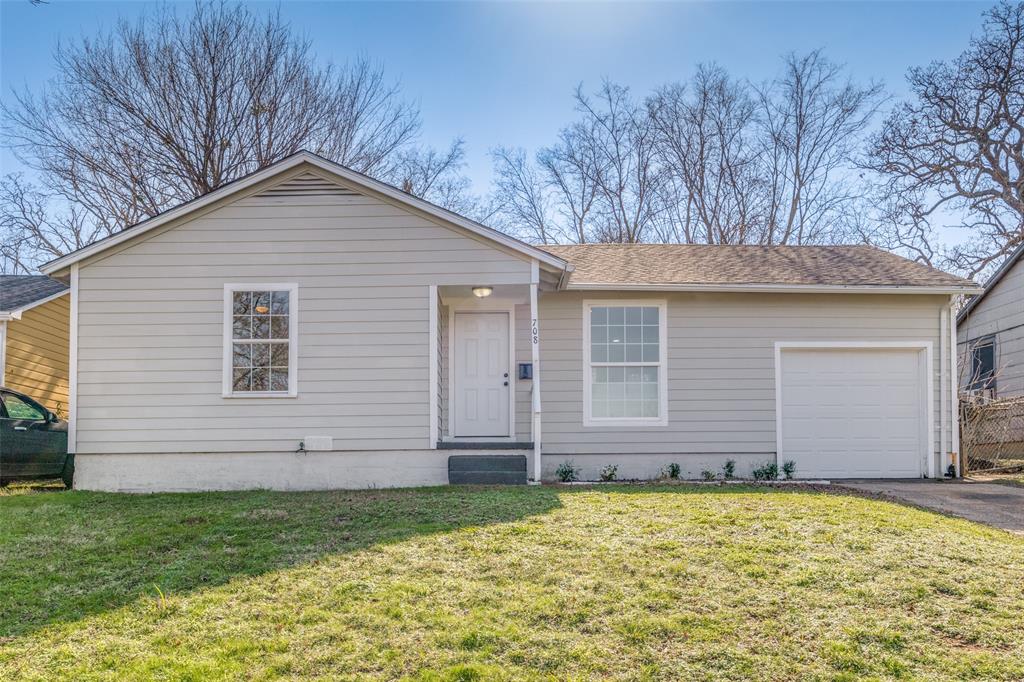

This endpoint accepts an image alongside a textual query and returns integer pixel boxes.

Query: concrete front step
[448,454,528,485]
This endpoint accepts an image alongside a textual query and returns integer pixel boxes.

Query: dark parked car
[0,387,71,487]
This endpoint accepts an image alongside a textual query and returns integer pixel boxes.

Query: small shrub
[722,459,736,479]
[664,462,681,480]
[701,469,717,481]
[599,464,618,482]
[555,460,579,483]
[752,462,779,481]
[782,460,796,480]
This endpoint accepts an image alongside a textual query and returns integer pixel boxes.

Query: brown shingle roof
[541,244,978,290]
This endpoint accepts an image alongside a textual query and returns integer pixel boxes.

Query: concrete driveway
[841,480,1024,534]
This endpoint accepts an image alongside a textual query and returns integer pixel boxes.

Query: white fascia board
[566,283,982,295]
[40,152,569,275]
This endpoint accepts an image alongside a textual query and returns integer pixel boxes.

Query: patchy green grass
[1,484,1021,681]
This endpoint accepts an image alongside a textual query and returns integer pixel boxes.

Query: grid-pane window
[228,287,294,394]
[587,304,664,422]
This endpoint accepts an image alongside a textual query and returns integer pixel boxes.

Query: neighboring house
[39,151,980,492]
[0,276,70,417]
[957,243,1024,399]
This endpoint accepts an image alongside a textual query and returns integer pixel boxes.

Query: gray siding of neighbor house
[538,290,949,466]
[957,257,1024,398]
[74,170,533,455]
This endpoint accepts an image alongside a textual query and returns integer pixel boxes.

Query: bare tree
[490,146,554,244]
[0,175,98,272]
[757,50,884,245]
[2,1,453,271]
[536,125,600,243]
[644,55,881,246]
[648,65,763,244]
[571,81,663,243]
[392,138,479,215]
[868,1,1024,276]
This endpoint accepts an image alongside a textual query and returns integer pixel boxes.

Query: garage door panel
[779,348,925,479]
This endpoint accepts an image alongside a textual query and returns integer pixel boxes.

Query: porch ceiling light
[472,286,493,298]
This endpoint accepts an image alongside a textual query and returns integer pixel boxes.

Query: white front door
[453,312,511,437]
[779,348,927,478]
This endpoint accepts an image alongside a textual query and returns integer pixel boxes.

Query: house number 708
[531,318,539,344]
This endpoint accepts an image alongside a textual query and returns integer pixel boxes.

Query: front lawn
[1,484,1021,680]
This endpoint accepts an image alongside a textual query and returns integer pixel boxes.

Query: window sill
[583,418,668,428]
[222,392,298,399]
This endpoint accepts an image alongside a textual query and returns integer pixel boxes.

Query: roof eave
[565,282,983,295]
[956,243,1024,324]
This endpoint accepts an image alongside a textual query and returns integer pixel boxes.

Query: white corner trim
[940,306,949,472]
[428,285,439,449]
[949,297,960,475]
[774,341,936,478]
[530,260,542,481]
[582,299,669,428]
[68,264,79,454]
[222,283,299,398]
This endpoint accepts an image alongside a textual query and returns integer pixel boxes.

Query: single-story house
[39,151,980,491]
[0,275,70,417]
[957,243,1024,399]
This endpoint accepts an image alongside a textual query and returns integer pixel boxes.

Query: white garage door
[778,347,927,478]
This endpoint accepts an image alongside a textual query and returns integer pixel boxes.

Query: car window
[1,393,46,421]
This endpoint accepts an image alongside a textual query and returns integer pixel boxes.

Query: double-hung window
[969,336,997,394]
[223,284,298,397]
[584,301,668,426]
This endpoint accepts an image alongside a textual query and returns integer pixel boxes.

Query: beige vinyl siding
[539,291,948,463]
[75,173,532,455]
[958,258,1024,397]
[3,295,70,416]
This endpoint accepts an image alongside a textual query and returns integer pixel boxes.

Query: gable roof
[0,275,69,315]
[956,242,1024,323]
[543,244,980,293]
[39,150,569,276]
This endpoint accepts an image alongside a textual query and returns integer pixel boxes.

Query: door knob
[503,381,509,386]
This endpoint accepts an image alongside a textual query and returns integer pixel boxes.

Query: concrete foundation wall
[74,450,452,493]
[75,449,773,492]
[536,452,772,482]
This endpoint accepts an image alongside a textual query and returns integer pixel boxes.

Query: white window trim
[222,283,299,398]
[583,299,668,427]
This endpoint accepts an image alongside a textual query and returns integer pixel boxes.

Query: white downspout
[530,260,542,484]
[428,285,438,449]
[68,263,79,456]
[950,297,961,477]
[940,304,949,479]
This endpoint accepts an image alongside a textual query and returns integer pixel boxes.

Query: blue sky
[0,0,989,200]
